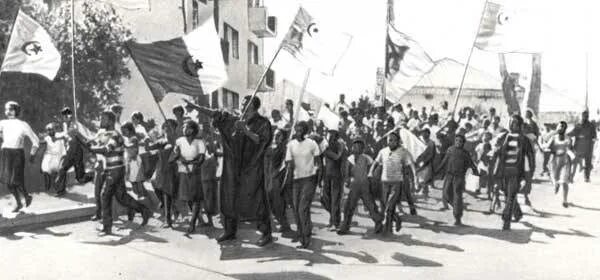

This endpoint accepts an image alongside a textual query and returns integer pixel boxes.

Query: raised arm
[183,99,218,117]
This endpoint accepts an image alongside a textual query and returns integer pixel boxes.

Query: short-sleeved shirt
[569,121,597,155]
[285,138,320,179]
[375,146,413,182]
[135,124,149,154]
[347,154,373,183]
[175,137,206,173]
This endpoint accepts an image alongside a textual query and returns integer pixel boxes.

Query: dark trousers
[542,152,551,172]
[56,140,87,192]
[340,180,383,230]
[443,174,465,220]
[292,176,317,242]
[321,176,343,227]
[382,181,414,232]
[573,154,593,180]
[502,176,523,223]
[269,181,292,229]
[101,167,147,228]
[201,179,218,215]
[94,167,106,218]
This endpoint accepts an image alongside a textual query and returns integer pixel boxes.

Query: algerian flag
[281,7,352,76]
[127,17,227,101]
[1,10,61,80]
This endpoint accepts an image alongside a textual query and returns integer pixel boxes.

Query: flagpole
[585,52,589,109]
[70,0,78,122]
[240,43,284,119]
[0,9,21,86]
[281,68,311,193]
[382,0,393,109]
[450,0,489,119]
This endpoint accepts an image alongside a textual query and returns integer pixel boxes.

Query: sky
[263,0,599,111]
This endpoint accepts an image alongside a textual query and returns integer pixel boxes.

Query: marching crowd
[0,94,597,249]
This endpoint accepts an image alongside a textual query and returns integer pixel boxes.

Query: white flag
[385,25,434,101]
[281,7,352,76]
[1,10,61,80]
[475,1,543,53]
[317,105,341,131]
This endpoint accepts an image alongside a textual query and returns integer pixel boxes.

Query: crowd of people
[0,93,597,249]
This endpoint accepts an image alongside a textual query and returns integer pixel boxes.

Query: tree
[0,0,132,130]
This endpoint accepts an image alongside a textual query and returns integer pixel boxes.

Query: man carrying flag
[127,16,227,103]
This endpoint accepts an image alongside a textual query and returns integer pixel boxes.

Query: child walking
[435,134,479,226]
[40,123,66,191]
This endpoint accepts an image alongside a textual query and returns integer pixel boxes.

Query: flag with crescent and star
[126,16,227,102]
[0,10,61,80]
[475,1,543,53]
[281,7,353,76]
[385,24,434,99]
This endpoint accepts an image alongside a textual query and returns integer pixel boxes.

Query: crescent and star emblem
[497,12,510,25]
[307,23,319,37]
[182,56,203,77]
[21,41,43,56]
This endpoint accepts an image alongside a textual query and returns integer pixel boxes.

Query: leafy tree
[0,0,132,130]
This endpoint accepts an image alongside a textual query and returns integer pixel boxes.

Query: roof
[411,58,503,91]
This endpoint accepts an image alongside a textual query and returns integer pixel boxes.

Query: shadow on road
[80,224,168,246]
[0,228,72,240]
[569,203,600,212]
[520,221,596,239]
[391,252,443,267]
[227,271,332,280]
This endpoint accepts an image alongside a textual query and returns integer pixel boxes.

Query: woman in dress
[172,120,206,233]
[121,122,146,198]
[546,121,573,208]
[40,123,66,191]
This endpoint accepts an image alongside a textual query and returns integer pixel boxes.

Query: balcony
[248,7,277,38]
[248,63,275,92]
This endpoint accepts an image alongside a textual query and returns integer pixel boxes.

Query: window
[248,41,259,65]
[192,0,199,29]
[248,0,261,7]
[222,88,240,109]
[223,23,239,60]
[211,90,219,109]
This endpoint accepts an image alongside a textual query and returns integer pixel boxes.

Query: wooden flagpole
[70,0,78,122]
[239,44,284,119]
[450,0,490,119]
[382,0,393,108]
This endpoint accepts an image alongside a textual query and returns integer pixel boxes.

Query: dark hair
[388,131,400,141]
[172,105,184,115]
[101,111,116,124]
[60,107,72,116]
[295,121,310,137]
[421,128,431,135]
[455,134,466,143]
[183,120,199,136]
[271,109,280,116]
[352,139,365,149]
[511,114,524,126]
[121,122,135,134]
[109,104,122,114]
[131,111,144,122]
[244,96,261,110]
[6,101,21,117]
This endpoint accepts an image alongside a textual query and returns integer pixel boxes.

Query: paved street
[2,172,600,280]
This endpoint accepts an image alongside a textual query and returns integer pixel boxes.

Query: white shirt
[135,124,149,154]
[375,146,413,182]
[0,119,40,154]
[271,118,288,130]
[175,137,206,173]
[285,138,320,179]
[43,136,66,156]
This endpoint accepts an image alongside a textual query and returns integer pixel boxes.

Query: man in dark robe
[568,110,597,183]
[185,96,273,246]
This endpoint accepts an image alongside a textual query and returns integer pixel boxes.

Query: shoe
[91,215,101,221]
[525,198,532,206]
[127,211,135,221]
[55,191,66,197]
[502,222,511,231]
[12,204,23,213]
[296,239,310,249]
[24,195,32,207]
[256,234,273,247]
[410,208,417,216]
[141,208,152,226]
[279,225,292,233]
[563,202,569,208]
[454,219,463,226]
[216,232,236,243]
[585,178,591,183]
[186,225,196,234]
[97,226,112,236]
[475,189,481,195]
[336,228,349,235]
[394,217,402,232]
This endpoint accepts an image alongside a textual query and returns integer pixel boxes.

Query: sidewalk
[0,183,96,233]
